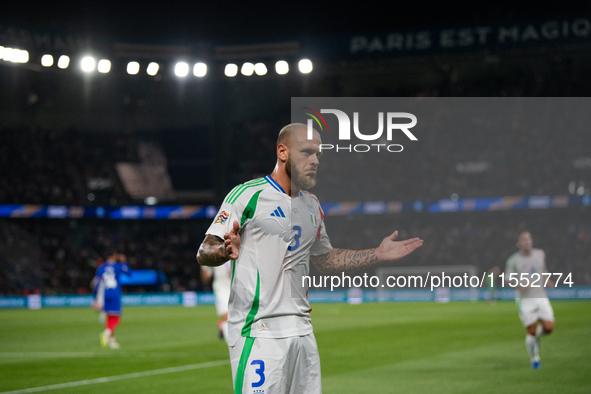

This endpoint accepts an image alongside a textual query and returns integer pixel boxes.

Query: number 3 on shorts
[251,360,265,388]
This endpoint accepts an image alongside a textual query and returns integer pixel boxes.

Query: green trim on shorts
[235,337,255,394]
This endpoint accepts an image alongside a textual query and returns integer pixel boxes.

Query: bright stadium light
[18,49,29,63]
[0,46,4,60]
[1,47,12,61]
[254,62,267,76]
[241,62,254,76]
[127,61,140,75]
[97,59,111,73]
[81,56,96,72]
[224,63,238,77]
[57,55,70,69]
[2,48,28,63]
[175,62,189,77]
[193,62,207,77]
[298,59,313,74]
[146,62,159,76]
[275,60,289,75]
[145,196,158,205]
[7,48,18,62]
[41,54,53,67]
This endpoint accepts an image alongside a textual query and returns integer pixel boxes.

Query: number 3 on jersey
[288,225,302,251]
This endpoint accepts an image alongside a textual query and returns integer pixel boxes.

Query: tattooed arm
[197,221,241,267]
[311,230,423,273]
[311,248,379,273]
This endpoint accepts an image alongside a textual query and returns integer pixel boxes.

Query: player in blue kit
[92,253,131,349]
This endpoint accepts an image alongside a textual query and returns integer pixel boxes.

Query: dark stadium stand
[1,12,591,296]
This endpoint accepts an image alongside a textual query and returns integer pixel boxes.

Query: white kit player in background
[201,261,232,341]
[197,123,423,394]
[90,273,106,324]
[505,231,555,369]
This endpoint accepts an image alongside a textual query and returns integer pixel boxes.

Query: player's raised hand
[376,230,423,262]
[223,220,241,259]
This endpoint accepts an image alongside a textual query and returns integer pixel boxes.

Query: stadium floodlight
[254,63,267,76]
[1,47,12,61]
[175,62,189,77]
[193,62,207,77]
[146,62,159,76]
[241,62,255,76]
[57,55,70,69]
[97,59,111,73]
[4,48,15,62]
[224,63,238,77]
[275,60,289,75]
[41,54,53,67]
[3,48,28,63]
[81,56,96,72]
[145,196,158,205]
[17,49,29,63]
[127,61,140,75]
[298,59,313,74]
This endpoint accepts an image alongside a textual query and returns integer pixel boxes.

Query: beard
[286,154,316,190]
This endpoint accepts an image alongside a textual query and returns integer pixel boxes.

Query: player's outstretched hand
[376,230,423,262]
[223,220,241,260]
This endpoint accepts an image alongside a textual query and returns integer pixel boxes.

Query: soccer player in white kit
[201,261,232,341]
[504,231,555,369]
[197,123,423,394]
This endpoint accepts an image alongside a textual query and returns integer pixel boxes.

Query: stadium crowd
[0,128,137,206]
[1,47,591,295]
[1,205,589,295]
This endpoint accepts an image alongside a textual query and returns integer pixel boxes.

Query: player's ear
[277,143,289,162]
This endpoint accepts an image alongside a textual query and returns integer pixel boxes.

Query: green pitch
[1,301,590,393]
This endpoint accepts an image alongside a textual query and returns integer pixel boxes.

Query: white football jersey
[205,175,333,345]
[505,248,548,299]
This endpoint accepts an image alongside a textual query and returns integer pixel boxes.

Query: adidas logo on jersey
[270,206,286,218]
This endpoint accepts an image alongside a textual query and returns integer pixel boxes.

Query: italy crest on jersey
[307,205,318,227]
[310,214,318,228]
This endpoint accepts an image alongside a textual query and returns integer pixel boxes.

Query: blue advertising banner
[119,270,158,286]
[0,195,588,220]
[2,288,591,309]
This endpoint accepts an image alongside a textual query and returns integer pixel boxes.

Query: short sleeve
[504,256,515,275]
[310,206,333,256]
[205,188,244,240]
[540,250,549,273]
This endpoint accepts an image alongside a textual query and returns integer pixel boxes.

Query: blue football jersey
[94,261,131,314]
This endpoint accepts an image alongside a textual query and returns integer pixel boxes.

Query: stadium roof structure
[3,1,585,44]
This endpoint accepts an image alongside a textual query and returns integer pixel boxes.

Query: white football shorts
[229,333,321,394]
[518,297,555,327]
[215,287,230,316]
